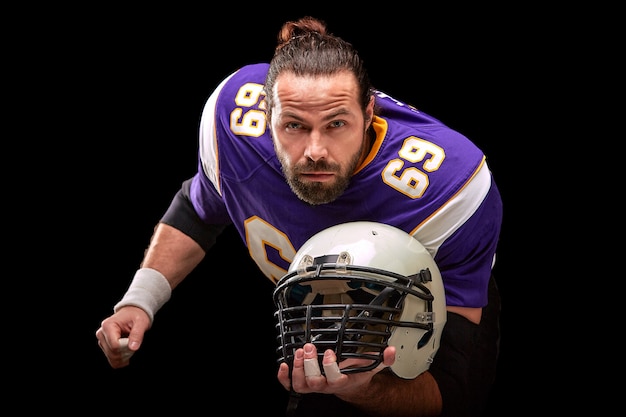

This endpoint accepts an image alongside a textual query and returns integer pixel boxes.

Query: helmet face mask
[273,221,447,379]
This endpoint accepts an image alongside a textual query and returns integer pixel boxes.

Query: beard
[277,148,363,205]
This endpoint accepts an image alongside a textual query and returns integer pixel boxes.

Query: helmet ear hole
[417,329,433,349]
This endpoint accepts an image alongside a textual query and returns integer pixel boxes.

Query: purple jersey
[190,63,502,308]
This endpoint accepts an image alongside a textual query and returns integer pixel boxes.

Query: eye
[329,120,346,128]
[286,122,302,130]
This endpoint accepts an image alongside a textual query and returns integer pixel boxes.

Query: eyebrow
[281,107,352,121]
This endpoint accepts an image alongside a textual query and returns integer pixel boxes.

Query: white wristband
[114,268,172,323]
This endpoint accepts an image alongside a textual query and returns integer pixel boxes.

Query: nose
[303,131,328,162]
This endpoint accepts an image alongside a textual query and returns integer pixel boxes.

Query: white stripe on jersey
[198,71,238,196]
[411,160,492,259]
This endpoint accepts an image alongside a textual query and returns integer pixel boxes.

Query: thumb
[125,328,145,351]
[123,307,151,351]
[118,337,135,361]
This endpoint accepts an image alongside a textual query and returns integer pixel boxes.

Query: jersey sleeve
[189,63,272,225]
[160,177,230,252]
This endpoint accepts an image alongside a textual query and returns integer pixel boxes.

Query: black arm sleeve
[428,275,501,417]
[160,178,230,253]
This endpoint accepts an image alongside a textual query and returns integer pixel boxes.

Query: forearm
[337,370,442,417]
[112,223,207,323]
[141,222,206,290]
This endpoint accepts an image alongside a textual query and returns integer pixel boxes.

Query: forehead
[272,71,360,111]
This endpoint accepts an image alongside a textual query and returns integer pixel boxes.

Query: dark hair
[264,16,373,121]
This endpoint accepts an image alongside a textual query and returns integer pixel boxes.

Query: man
[96,16,503,416]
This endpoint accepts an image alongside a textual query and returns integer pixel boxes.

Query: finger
[277,362,292,391]
[290,348,309,392]
[95,327,112,349]
[96,328,133,368]
[118,337,135,361]
[322,350,342,382]
[304,358,322,377]
[302,343,322,378]
[301,343,328,391]
[383,345,396,366]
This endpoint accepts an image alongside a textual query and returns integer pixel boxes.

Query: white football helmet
[273,221,447,379]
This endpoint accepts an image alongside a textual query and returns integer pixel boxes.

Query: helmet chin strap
[286,390,302,417]
[366,286,398,306]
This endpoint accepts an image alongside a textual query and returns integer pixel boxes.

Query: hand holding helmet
[273,221,447,386]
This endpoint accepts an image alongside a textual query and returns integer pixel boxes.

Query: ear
[365,95,375,127]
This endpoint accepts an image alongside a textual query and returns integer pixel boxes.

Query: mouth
[300,172,335,182]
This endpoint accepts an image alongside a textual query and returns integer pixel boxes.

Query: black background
[30,6,545,415]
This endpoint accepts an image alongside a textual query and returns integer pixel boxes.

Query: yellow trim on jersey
[354,116,387,174]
